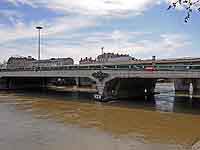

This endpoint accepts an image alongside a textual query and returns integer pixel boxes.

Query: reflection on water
[0,83,200,150]
[155,96,174,112]
[154,83,175,112]
[155,83,200,114]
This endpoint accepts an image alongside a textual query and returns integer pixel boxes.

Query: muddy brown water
[0,83,199,150]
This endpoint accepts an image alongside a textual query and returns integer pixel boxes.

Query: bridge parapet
[1,70,200,79]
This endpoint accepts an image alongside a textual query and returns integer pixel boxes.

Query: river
[0,82,199,150]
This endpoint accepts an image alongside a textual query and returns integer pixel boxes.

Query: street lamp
[36,26,43,69]
[101,47,104,55]
[100,47,104,71]
[101,47,104,63]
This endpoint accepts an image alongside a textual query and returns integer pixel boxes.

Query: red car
[144,66,156,71]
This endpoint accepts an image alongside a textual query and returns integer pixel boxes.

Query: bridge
[1,60,200,100]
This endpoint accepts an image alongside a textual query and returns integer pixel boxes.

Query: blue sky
[0,0,199,63]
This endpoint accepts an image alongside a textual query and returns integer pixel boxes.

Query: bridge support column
[2,77,49,90]
[174,79,190,93]
[96,82,106,96]
[75,77,80,87]
[7,78,14,89]
[192,79,200,95]
[0,78,9,89]
[145,80,156,95]
[41,78,48,89]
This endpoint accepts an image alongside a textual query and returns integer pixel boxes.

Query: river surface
[0,83,200,150]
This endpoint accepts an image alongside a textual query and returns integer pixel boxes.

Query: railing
[1,64,200,72]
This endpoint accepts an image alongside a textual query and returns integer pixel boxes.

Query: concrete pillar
[0,78,9,89]
[174,79,190,92]
[41,78,47,89]
[75,77,80,87]
[192,79,200,94]
[7,78,14,89]
[96,82,106,96]
[145,79,156,95]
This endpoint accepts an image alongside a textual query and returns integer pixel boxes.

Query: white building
[97,53,133,63]
[31,58,74,68]
[0,63,7,69]
[7,56,74,70]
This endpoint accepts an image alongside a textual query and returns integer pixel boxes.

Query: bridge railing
[1,64,200,72]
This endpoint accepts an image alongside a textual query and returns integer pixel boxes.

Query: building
[7,56,74,70]
[7,56,35,70]
[79,52,134,64]
[97,53,133,63]
[79,57,97,64]
[0,64,6,69]
[31,58,74,68]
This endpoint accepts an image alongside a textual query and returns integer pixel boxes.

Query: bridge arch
[94,76,157,99]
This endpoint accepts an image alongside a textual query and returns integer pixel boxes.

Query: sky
[0,0,199,63]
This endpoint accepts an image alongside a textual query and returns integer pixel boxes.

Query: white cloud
[0,9,23,24]
[5,0,38,7]
[125,33,191,58]
[165,0,200,11]
[0,0,193,63]
[0,29,191,63]
[0,14,97,62]
[37,31,191,63]
[6,0,162,16]
[0,15,96,44]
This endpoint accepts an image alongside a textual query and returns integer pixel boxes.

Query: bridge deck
[0,70,200,79]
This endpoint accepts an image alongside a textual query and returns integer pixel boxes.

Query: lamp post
[36,26,43,70]
[100,47,104,71]
[101,47,104,56]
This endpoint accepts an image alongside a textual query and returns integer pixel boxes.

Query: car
[144,66,156,71]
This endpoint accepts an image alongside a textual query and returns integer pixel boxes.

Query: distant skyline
[0,0,200,63]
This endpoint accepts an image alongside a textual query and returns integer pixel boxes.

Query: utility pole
[100,47,104,71]
[101,47,104,56]
[36,26,43,70]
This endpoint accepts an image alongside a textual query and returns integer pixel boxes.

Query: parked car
[144,66,156,71]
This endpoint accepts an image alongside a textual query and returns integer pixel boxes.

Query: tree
[167,0,200,22]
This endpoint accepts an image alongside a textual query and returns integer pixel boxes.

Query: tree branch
[168,0,200,22]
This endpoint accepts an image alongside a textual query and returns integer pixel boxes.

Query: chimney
[152,56,156,61]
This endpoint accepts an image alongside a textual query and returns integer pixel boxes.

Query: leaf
[173,2,177,8]
[167,5,172,10]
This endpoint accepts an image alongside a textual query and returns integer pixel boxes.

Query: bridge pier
[0,78,9,89]
[96,82,106,97]
[174,79,190,93]
[75,77,80,87]
[192,79,200,94]
[144,79,156,95]
[2,77,48,90]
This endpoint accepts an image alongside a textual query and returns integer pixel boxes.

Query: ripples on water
[0,83,200,150]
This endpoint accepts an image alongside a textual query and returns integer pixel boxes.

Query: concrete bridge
[0,68,200,100]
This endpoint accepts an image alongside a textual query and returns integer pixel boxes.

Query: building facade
[7,56,74,70]
[79,53,134,64]
[7,56,35,70]
[97,53,133,63]
[31,58,74,68]
[79,57,97,64]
